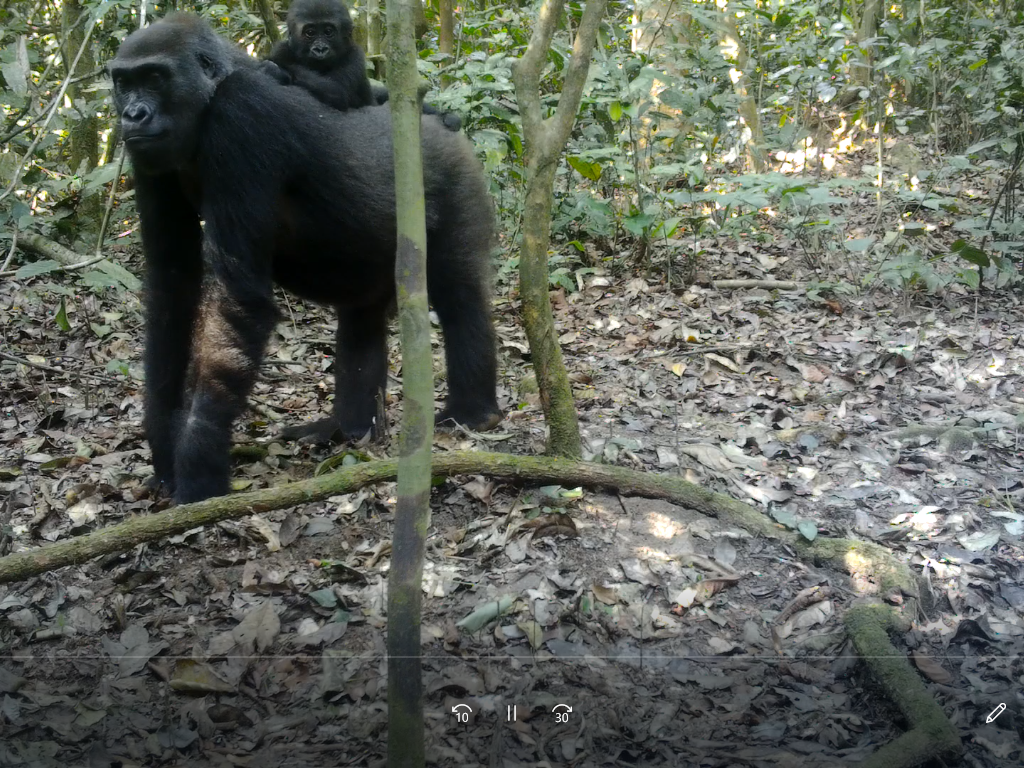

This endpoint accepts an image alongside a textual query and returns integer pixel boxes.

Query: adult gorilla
[108,14,500,504]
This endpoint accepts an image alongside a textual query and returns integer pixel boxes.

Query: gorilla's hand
[258,60,293,85]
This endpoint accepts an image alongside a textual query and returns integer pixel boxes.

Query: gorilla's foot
[436,407,503,433]
[143,473,175,499]
[280,417,345,444]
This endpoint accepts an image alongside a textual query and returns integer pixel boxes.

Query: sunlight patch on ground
[646,511,683,540]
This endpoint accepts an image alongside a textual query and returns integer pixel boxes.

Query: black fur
[268,0,461,130]
[109,13,499,504]
[371,83,462,132]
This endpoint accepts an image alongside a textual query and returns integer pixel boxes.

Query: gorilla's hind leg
[281,302,389,444]
[429,262,501,432]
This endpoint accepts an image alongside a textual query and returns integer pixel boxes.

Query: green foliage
[54,296,71,331]
[2,0,1023,301]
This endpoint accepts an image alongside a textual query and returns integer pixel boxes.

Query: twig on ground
[711,279,802,290]
[0,349,118,384]
[0,225,19,273]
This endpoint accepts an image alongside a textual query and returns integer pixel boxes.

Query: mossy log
[845,604,962,768]
[0,451,919,597]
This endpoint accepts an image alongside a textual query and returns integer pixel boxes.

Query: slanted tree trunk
[511,0,607,460]
[385,0,432,763]
[253,0,281,47]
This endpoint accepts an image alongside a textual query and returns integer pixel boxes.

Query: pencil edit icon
[985,703,1006,723]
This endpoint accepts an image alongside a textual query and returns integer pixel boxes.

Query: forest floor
[1,222,1024,767]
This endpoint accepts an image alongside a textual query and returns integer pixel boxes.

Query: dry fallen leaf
[527,513,578,540]
[169,659,234,694]
[232,600,281,653]
[911,653,953,684]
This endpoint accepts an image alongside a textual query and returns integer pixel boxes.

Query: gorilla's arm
[169,92,284,502]
[422,103,462,131]
[288,63,373,110]
[135,174,204,494]
[369,84,461,131]
[268,40,294,65]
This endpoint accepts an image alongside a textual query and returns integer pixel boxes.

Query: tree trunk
[385,0,432,763]
[253,0,282,48]
[414,0,428,38]
[438,0,454,87]
[101,121,120,166]
[511,0,608,460]
[718,11,766,174]
[853,0,881,87]
[519,152,582,458]
[62,0,101,232]
[368,0,385,80]
[439,0,454,54]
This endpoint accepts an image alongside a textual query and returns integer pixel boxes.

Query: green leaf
[567,156,602,181]
[845,237,875,252]
[315,450,371,476]
[79,271,120,289]
[1,60,28,97]
[96,259,142,291]
[770,508,797,529]
[308,588,338,608]
[651,217,681,238]
[658,89,698,114]
[797,521,818,542]
[39,456,73,471]
[958,269,980,290]
[609,101,623,122]
[106,359,130,376]
[54,297,71,332]
[950,239,989,268]
[623,212,654,236]
[11,200,31,227]
[963,138,998,156]
[537,485,583,504]
[14,259,61,280]
[456,595,515,632]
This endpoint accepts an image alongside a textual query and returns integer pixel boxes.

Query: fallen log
[0,451,919,605]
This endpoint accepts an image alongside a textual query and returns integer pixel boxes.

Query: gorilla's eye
[303,27,315,39]
[323,25,335,38]
[197,52,218,77]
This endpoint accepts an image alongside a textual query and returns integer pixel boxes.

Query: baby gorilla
[267,0,461,130]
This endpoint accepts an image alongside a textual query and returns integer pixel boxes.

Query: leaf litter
[0,238,1023,766]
